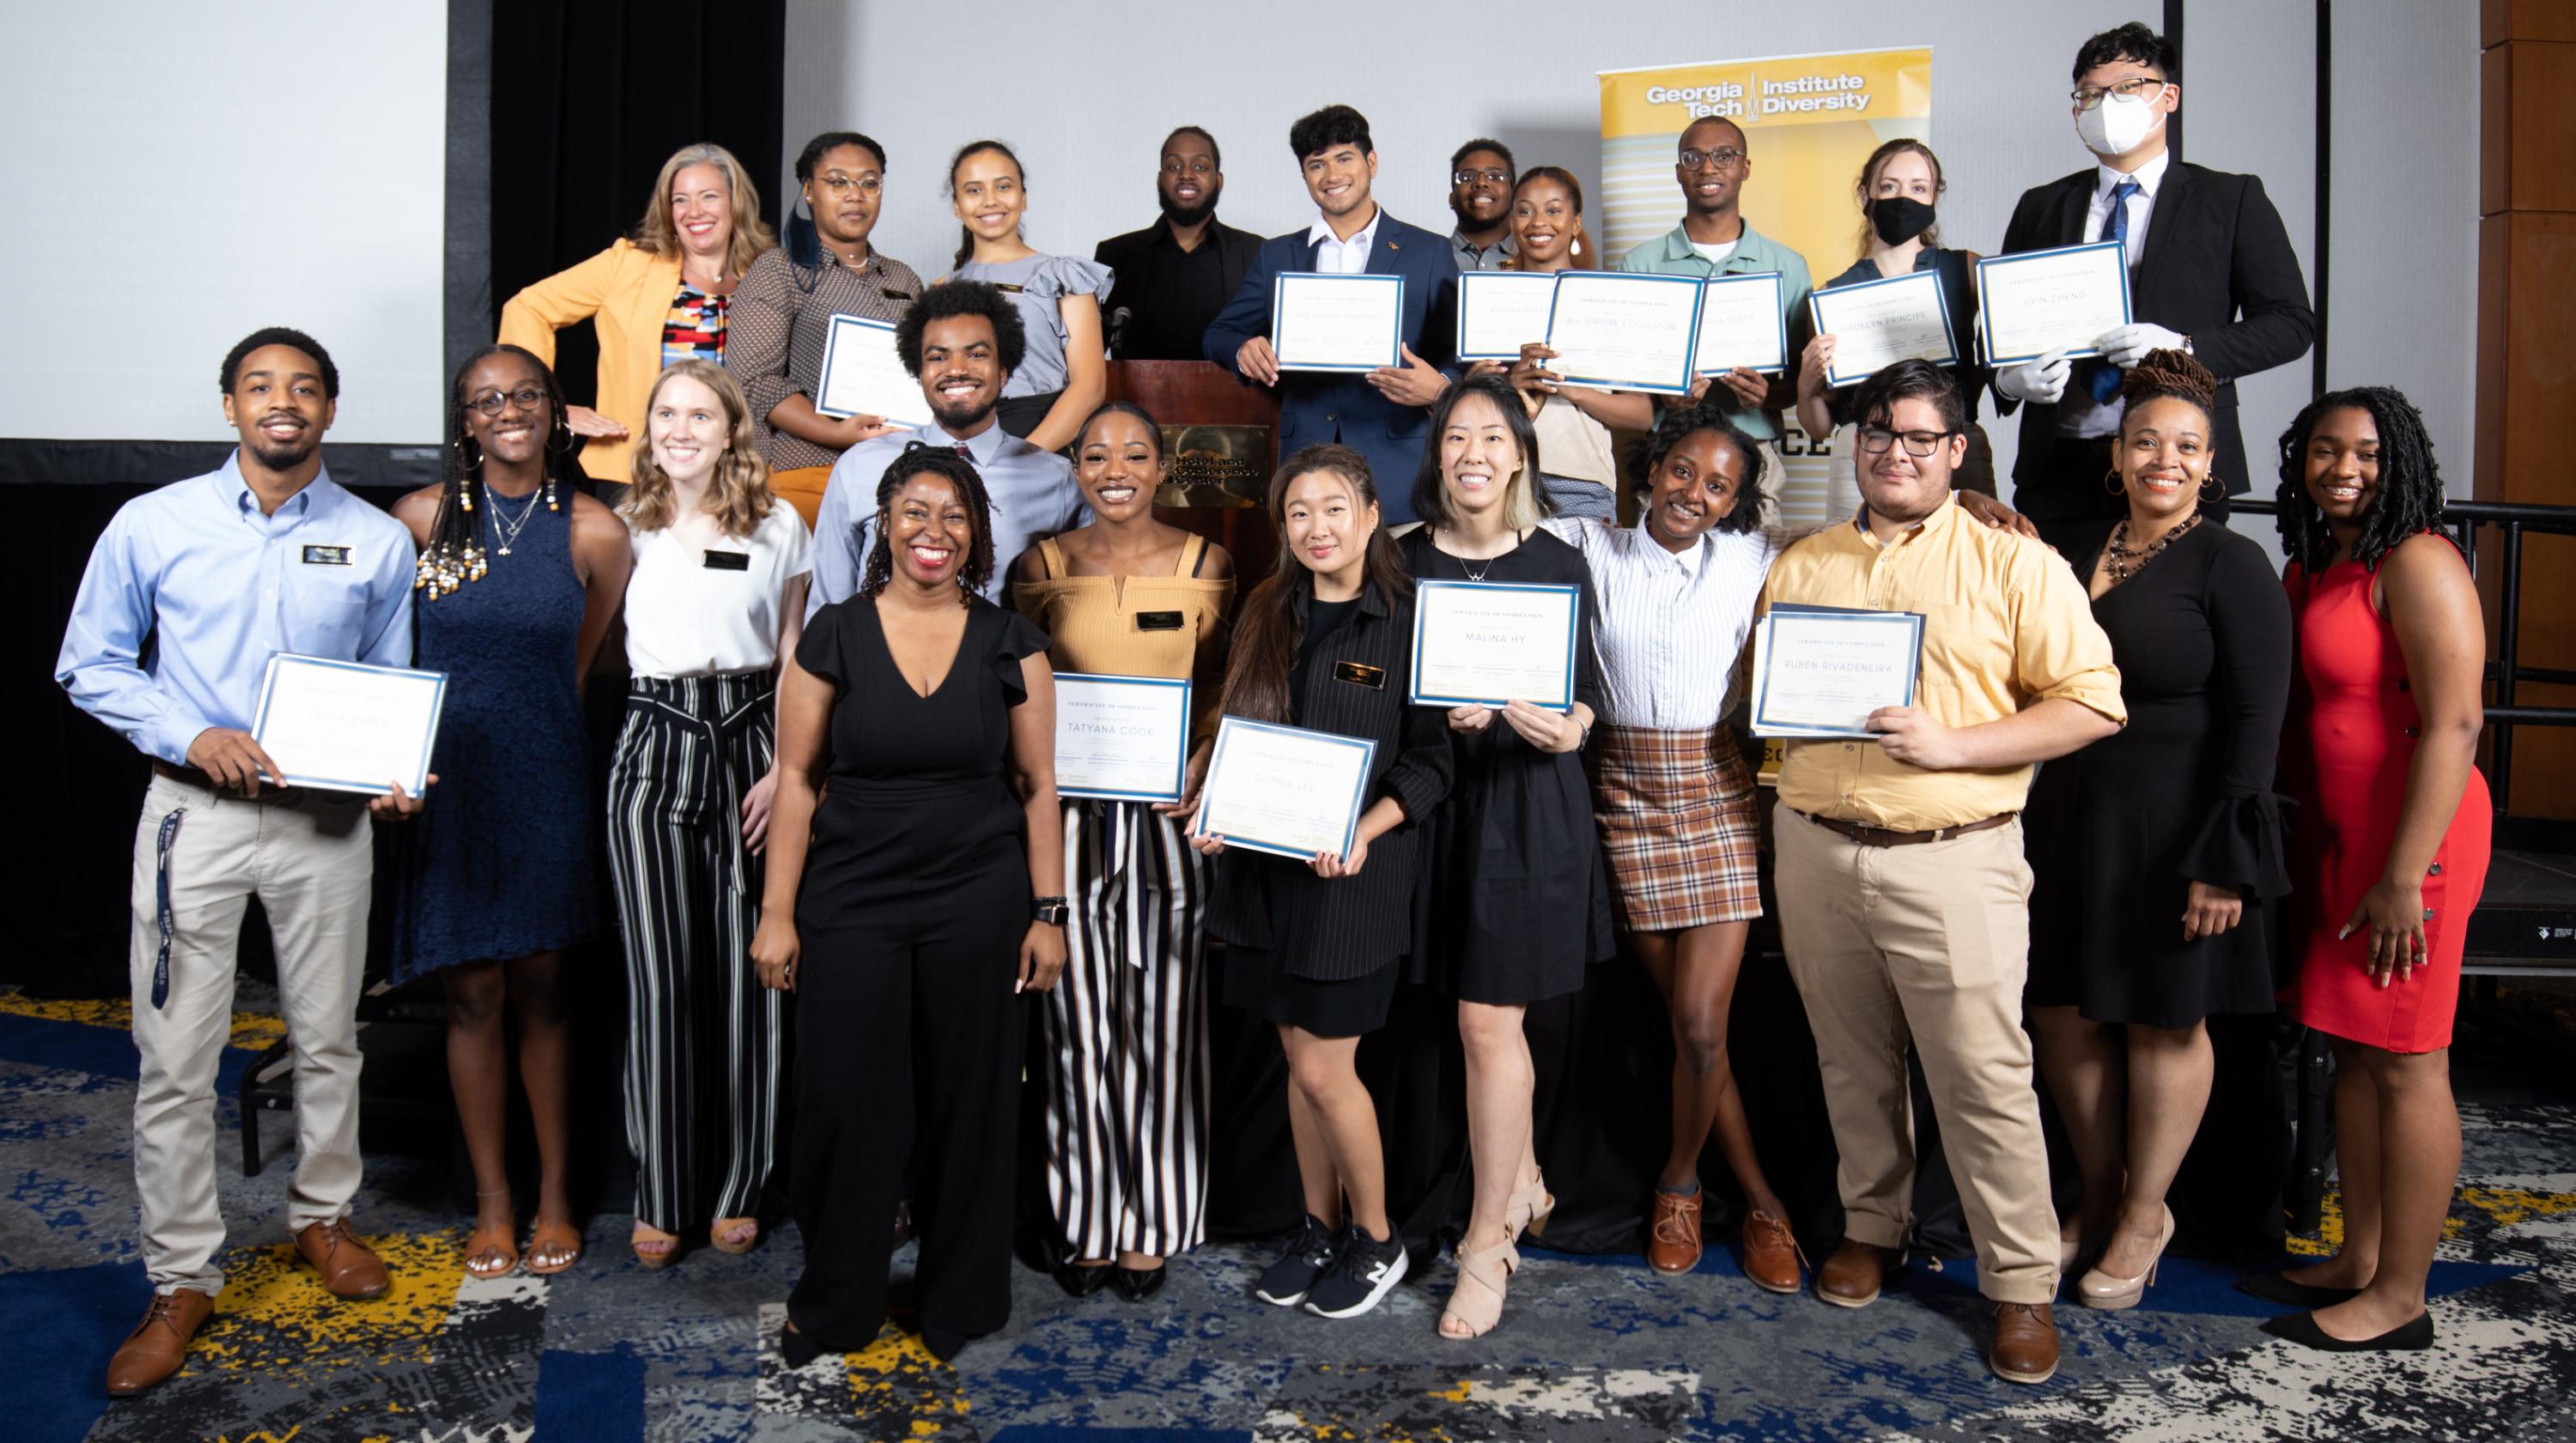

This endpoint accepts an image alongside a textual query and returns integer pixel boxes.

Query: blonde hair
[635,142,778,280]
[623,361,775,537]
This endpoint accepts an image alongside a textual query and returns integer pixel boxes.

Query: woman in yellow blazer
[500,142,778,487]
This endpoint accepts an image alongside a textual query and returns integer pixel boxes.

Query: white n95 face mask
[2078,91,2166,156]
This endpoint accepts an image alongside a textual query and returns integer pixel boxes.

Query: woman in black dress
[750,443,1067,1365]
[1190,443,1453,1323]
[2023,352,2293,1308]
[1400,377,1613,1337]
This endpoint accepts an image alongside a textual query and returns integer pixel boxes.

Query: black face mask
[1868,196,1936,246]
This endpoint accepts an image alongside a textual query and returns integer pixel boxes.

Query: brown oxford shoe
[1990,1301,2061,1384]
[1646,1187,1703,1274]
[1814,1239,1905,1307]
[296,1217,392,1300]
[106,1288,214,1397]
[1740,1210,1805,1294]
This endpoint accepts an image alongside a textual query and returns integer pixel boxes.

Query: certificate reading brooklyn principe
[1748,605,1925,740]
[1809,270,1955,386]
[1195,717,1376,860]
[1272,272,1405,372]
[251,654,447,795]
[1051,673,1192,804]
[1408,579,1579,711]
[817,314,934,427]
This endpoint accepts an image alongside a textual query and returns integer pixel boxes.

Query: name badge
[881,288,914,301]
[989,282,1026,294]
[1135,610,1185,632]
[301,544,351,566]
[702,549,751,572]
[1334,661,1387,689]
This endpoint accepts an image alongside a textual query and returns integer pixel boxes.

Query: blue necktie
[2082,179,2142,403]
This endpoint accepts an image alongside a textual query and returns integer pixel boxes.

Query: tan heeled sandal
[1505,1171,1555,1242]
[1438,1236,1522,1339]
[710,1216,762,1255]
[631,1222,681,1270]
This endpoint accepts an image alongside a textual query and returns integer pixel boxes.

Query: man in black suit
[1993,21,2314,549]
[1096,125,1263,361]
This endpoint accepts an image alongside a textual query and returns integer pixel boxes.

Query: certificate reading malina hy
[1408,579,1579,711]
[1195,717,1376,860]
[1052,673,1191,804]
[1747,605,1924,740]
[251,654,447,795]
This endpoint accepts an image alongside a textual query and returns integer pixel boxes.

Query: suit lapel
[1370,215,1404,276]
[2133,162,2191,293]
[2050,173,2093,248]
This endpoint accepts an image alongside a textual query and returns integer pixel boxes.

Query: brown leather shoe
[1646,1188,1703,1274]
[296,1218,392,1299]
[1740,1210,1804,1294]
[1990,1301,2060,1384]
[1814,1239,1905,1307]
[106,1288,214,1396]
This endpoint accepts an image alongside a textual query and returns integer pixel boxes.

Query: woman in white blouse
[606,360,811,1267]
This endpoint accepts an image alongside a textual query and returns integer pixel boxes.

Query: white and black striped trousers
[1042,800,1211,1260]
[605,672,783,1232]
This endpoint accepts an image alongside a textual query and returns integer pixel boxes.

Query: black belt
[1794,809,2015,848]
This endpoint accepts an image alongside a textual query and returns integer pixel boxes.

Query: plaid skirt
[1587,724,1763,932]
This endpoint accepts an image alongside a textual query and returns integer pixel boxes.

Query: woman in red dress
[2247,386,2490,1352]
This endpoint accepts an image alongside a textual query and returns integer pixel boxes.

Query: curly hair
[634,142,777,281]
[858,443,997,602]
[893,278,1028,380]
[1627,401,1767,534]
[2120,348,2218,415]
[417,344,577,601]
[2274,386,2447,575]
[622,361,775,537]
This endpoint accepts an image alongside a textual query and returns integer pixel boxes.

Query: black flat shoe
[2260,1309,2433,1351]
[779,1321,823,1369]
[1111,1264,1168,1302]
[920,1322,969,1363]
[2236,1271,2365,1309]
[1054,1260,1114,1299]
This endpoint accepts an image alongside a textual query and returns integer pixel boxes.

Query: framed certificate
[1273,272,1405,373]
[1809,270,1957,387]
[816,314,933,427]
[1543,271,1704,397]
[1692,270,1788,377]
[1408,579,1579,712]
[1052,673,1192,804]
[251,654,448,795]
[1455,271,1560,362]
[1747,604,1925,740]
[1975,241,2134,367]
[1196,716,1375,860]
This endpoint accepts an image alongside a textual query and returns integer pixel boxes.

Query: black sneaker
[1303,1225,1408,1318]
[1254,1215,1342,1307]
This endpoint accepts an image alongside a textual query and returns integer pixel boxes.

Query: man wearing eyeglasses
[1446,139,1517,272]
[1759,360,2123,1387]
[1992,21,2313,550]
[1095,126,1261,361]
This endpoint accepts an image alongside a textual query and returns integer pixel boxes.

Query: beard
[246,433,319,473]
[1450,191,1503,230]
[1157,181,1218,228]
[930,392,997,434]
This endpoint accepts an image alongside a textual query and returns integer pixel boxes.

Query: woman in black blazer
[1190,442,1452,1324]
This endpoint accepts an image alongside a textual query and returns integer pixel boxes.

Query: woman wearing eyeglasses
[732,131,927,527]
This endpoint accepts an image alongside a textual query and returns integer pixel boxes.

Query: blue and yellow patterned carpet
[7,985,2576,1443]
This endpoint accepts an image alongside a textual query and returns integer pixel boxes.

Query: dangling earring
[2103,467,2125,496]
[1571,233,1583,259]
[545,474,559,512]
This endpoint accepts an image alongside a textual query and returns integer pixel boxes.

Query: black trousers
[2016,432,2232,555]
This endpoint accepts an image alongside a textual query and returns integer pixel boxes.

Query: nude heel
[2075,1204,2172,1310]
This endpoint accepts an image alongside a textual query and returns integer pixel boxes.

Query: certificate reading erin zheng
[251,654,447,795]
[1051,672,1192,804]
[1975,240,2133,367]
[1747,604,1924,740]
[1408,579,1579,712]
[1195,717,1375,860]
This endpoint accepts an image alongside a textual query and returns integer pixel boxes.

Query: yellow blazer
[497,239,683,482]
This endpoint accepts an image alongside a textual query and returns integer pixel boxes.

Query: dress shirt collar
[1852,490,1958,546]
[2094,148,2171,199]
[1290,568,1393,621]
[922,419,1008,464]
[220,452,319,523]
[1450,230,1516,266]
[1155,215,1223,252]
[1306,203,1383,254]
[1653,220,1784,273]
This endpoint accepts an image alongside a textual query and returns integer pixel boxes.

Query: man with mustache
[57,328,427,1397]
[1095,126,1261,361]
[806,280,1084,610]
[1445,138,1516,272]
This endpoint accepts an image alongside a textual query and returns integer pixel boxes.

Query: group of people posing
[59,18,2489,1403]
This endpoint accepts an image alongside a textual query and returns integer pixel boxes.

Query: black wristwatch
[1031,895,1069,926]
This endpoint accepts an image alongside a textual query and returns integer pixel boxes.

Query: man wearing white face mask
[1992,21,2313,551]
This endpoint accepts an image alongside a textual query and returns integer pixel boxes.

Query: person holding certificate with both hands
[1191,445,1453,1321]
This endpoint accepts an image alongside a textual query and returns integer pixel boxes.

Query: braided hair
[416,343,576,600]
[2119,348,2217,415]
[1627,399,1768,533]
[857,443,998,602]
[2274,385,2445,574]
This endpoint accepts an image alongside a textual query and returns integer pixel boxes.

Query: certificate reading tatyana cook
[1272,272,1405,373]
[1195,716,1375,860]
[1408,579,1579,712]
[1747,604,1924,740]
[251,654,447,795]
[1052,673,1192,804]
[817,313,934,427]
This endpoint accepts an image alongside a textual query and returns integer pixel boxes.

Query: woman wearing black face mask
[1792,140,1996,497]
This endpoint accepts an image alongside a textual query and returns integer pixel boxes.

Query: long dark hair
[416,343,576,600]
[858,443,997,602]
[1411,373,1546,529]
[2274,385,2445,575]
[948,139,1024,270]
[1218,444,1410,725]
[1626,400,1767,532]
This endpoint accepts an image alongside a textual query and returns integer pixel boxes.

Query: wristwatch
[1031,895,1069,926]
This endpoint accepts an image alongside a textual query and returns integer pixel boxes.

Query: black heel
[920,1322,969,1362]
[2259,1309,2433,1352]
[779,1321,823,1369]
[1112,1265,1168,1302]
[2235,1271,2364,1309]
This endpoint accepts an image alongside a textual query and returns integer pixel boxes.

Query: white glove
[1996,349,2071,405]
[2098,322,2188,368]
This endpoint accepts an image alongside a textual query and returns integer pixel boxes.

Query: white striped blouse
[1541,518,1781,730]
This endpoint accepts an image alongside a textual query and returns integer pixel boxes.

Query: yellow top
[1011,533,1235,740]
[1759,494,2124,832]
[497,238,685,483]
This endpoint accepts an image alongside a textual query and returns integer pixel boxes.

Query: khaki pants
[128,773,374,1295]
[1773,806,2058,1304]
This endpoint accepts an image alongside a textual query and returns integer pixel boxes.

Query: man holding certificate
[1202,105,1461,525]
[55,330,427,1397]
[1758,361,2123,1386]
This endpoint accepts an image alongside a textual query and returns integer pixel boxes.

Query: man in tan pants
[1758,360,2124,1385]
[55,330,428,1397]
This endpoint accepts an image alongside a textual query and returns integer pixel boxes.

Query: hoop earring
[2103,467,2125,496]
[2199,476,2223,502]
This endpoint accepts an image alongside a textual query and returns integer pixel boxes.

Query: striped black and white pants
[1042,799,1211,1260]
[605,672,783,1233]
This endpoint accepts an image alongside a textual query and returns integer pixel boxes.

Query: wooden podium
[1107,360,1279,582]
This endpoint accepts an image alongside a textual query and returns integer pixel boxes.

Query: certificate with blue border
[1809,270,1957,387]
[1196,717,1375,861]
[1692,270,1789,377]
[1272,272,1405,373]
[1052,672,1192,804]
[1455,271,1560,362]
[1974,241,2133,367]
[816,314,933,426]
[1408,579,1579,712]
[1747,604,1924,740]
[251,654,447,795]
[1542,270,1704,397]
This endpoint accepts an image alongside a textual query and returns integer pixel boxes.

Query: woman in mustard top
[1008,402,1234,1301]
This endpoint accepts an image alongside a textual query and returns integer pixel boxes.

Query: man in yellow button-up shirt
[1757,361,2123,1386]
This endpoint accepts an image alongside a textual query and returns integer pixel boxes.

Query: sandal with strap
[710,1216,762,1256]
[1506,1171,1555,1243]
[464,1188,518,1278]
[631,1222,680,1270]
[526,1217,584,1276]
[1438,1236,1521,1339]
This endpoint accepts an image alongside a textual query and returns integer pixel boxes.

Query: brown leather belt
[1793,809,2015,848]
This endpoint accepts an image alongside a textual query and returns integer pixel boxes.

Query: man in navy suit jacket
[1203,104,1460,524]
